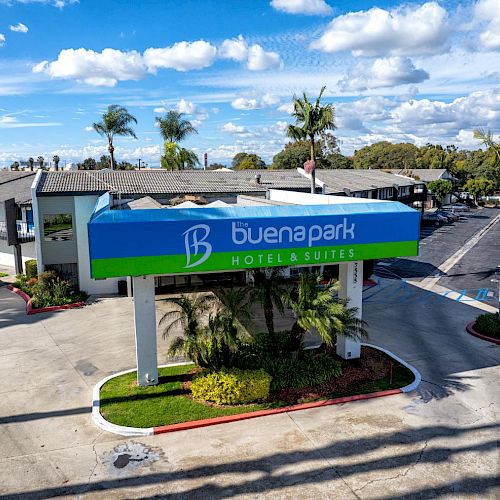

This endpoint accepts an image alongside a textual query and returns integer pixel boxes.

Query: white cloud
[338,57,429,91]
[247,44,282,71]
[0,0,77,7]
[231,93,280,110]
[231,97,260,110]
[219,36,283,71]
[84,126,93,131]
[32,48,146,86]
[277,102,294,114]
[144,40,217,72]
[9,23,28,33]
[270,0,332,15]
[176,98,197,114]
[221,122,247,134]
[0,115,61,128]
[311,2,449,56]
[474,0,500,50]
[0,34,5,46]
[218,35,248,61]
[153,107,166,113]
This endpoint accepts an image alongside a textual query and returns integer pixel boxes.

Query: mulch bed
[270,346,395,404]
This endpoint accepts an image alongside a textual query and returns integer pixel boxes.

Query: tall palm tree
[93,105,137,170]
[52,154,60,171]
[27,157,34,171]
[156,110,198,144]
[215,287,253,335]
[250,268,289,347]
[287,86,336,193]
[285,272,367,351]
[474,129,500,167]
[37,156,44,170]
[158,294,212,366]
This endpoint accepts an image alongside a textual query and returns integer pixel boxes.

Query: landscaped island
[99,270,416,430]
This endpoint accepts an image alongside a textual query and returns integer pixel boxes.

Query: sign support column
[132,275,158,386]
[336,261,362,359]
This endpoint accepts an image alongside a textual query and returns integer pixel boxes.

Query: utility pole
[137,159,142,170]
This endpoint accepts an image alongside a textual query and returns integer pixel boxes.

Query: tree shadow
[1,423,497,499]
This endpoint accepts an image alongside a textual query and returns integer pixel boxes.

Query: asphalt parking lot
[376,207,500,303]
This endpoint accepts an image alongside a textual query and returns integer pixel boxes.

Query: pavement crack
[86,443,99,486]
[354,440,429,494]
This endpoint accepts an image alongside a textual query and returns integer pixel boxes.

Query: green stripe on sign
[91,241,418,278]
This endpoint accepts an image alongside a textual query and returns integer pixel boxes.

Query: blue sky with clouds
[0,0,499,167]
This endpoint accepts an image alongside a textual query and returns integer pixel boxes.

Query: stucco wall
[0,240,36,268]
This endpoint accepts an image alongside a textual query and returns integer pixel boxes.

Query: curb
[5,285,86,315]
[92,345,422,437]
[466,321,500,345]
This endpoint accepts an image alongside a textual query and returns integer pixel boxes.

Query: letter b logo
[184,224,212,268]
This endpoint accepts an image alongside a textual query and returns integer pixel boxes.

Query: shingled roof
[36,169,313,196]
[0,171,36,204]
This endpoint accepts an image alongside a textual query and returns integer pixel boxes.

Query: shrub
[475,313,500,338]
[191,368,271,405]
[262,352,342,391]
[25,260,37,279]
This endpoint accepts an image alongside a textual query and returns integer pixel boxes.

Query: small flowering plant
[303,159,315,174]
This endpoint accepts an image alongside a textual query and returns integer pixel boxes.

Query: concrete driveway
[0,280,498,498]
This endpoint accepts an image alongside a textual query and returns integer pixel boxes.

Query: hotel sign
[88,203,420,278]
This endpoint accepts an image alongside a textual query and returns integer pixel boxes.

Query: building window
[43,214,73,241]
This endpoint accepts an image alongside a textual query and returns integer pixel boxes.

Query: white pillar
[336,261,363,359]
[132,275,158,386]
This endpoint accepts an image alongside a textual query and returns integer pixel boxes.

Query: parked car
[437,209,460,222]
[422,213,448,226]
[442,203,471,213]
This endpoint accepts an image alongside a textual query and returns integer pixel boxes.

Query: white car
[441,203,471,213]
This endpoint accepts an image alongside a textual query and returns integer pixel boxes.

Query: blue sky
[0,0,499,167]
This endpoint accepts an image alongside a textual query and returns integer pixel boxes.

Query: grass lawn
[100,356,416,429]
[100,364,269,428]
[0,273,8,278]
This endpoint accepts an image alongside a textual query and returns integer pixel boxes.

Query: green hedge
[191,368,271,405]
[475,313,500,338]
[262,353,342,391]
[25,260,37,279]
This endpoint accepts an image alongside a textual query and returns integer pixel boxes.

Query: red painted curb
[153,388,402,435]
[363,279,378,287]
[466,321,500,345]
[5,285,85,315]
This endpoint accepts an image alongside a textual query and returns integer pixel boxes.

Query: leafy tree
[322,152,353,169]
[93,104,138,170]
[98,155,111,169]
[464,178,495,204]
[37,156,44,170]
[287,86,336,192]
[160,142,178,171]
[10,161,19,171]
[52,155,60,171]
[208,162,227,170]
[285,272,367,351]
[353,141,419,169]
[474,129,500,167]
[427,179,453,207]
[236,157,260,170]
[272,141,310,169]
[78,158,97,170]
[115,161,135,170]
[156,110,197,144]
[232,152,266,169]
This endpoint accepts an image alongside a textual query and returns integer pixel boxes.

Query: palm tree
[474,129,500,167]
[249,268,289,347]
[287,86,336,193]
[37,156,44,170]
[93,105,137,170]
[177,148,200,170]
[52,155,60,171]
[158,294,213,366]
[27,157,34,171]
[215,287,253,335]
[285,272,367,351]
[156,110,198,144]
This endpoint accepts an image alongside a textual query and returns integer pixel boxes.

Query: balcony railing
[0,221,35,243]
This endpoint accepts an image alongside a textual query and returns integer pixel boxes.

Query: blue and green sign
[88,201,420,278]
